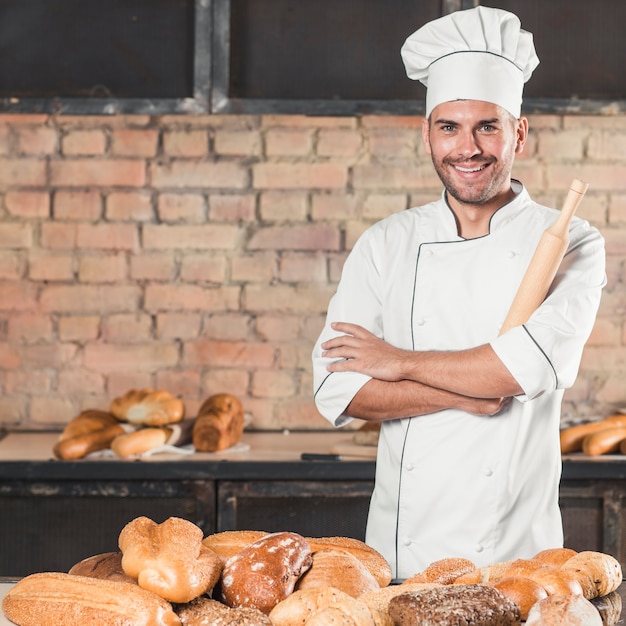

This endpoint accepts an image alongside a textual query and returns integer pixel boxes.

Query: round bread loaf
[492,576,548,620]
[218,531,312,614]
[304,594,382,626]
[68,551,136,584]
[295,549,379,598]
[306,536,392,587]
[532,547,577,567]
[421,557,477,585]
[525,593,602,625]
[560,550,622,599]
[119,516,222,604]
[269,586,355,626]
[111,388,185,426]
[176,597,272,626]
[202,530,269,564]
[527,566,584,596]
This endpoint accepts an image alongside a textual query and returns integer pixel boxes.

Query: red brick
[130,253,176,281]
[247,224,340,251]
[184,340,275,368]
[231,253,276,283]
[50,159,146,186]
[253,163,347,189]
[20,343,77,367]
[108,371,153,396]
[29,396,77,425]
[156,313,202,340]
[0,396,25,424]
[203,313,251,341]
[106,191,154,221]
[5,369,52,394]
[103,313,152,341]
[353,163,440,190]
[0,114,49,125]
[143,224,241,250]
[259,191,307,221]
[214,129,262,156]
[29,254,74,281]
[78,253,127,282]
[39,285,140,313]
[311,194,358,220]
[0,282,38,311]
[162,129,208,157]
[275,398,329,430]
[586,317,622,347]
[0,342,21,368]
[369,129,421,162]
[251,369,296,398]
[0,158,47,186]
[266,128,313,157]
[84,343,179,372]
[363,193,407,219]
[360,115,424,129]
[40,223,78,249]
[255,315,302,341]
[261,115,355,129]
[201,368,250,398]
[158,193,205,222]
[244,284,335,313]
[209,194,256,222]
[111,129,159,157]
[54,190,103,220]
[279,253,327,283]
[547,164,626,192]
[62,129,107,155]
[155,370,201,398]
[5,191,50,218]
[0,224,32,249]
[7,313,53,342]
[58,316,100,341]
[76,223,139,251]
[317,129,363,158]
[0,252,23,280]
[538,130,586,160]
[150,161,247,189]
[180,254,227,282]
[57,368,105,395]
[14,126,57,155]
[144,284,239,312]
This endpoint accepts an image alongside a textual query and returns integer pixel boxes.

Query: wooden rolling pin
[498,178,589,335]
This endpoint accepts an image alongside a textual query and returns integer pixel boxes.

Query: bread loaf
[269,586,355,626]
[560,550,622,599]
[454,560,514,585]
[1,572,180,626]
[193,393,245,452]
[176,597,272,626]
[304,594,387,626]
[501,558,548,580]
[53,409,126,460]
[295,549,379,598]
[527,566,584,596]
[525,593,602,625]
[202,529,269,564]
[532,547,577,567]
[491,576,548,620]
[119,516,222,603]
[560,414,626,453]
[306,536,392,587]
[218,531,312,614]
[582,426,626,456]
[421,557,477,584]
[359,582,442,615]
[110,426,172,457]
[111,388,185,426]
[68,551,136,584]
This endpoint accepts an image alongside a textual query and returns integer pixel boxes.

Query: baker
[312,6,606,579]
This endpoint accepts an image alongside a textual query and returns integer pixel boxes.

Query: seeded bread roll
[119,516,222,604]
[421,557,477,584]
[491,576,548,620]
[306,536,392,587]
[193,393,245,452]
[2,572,180,626]
[68,551,136,584]
[176,597,272,626]
[525,593,602,625]
[111,388,185,426]
[295,549,379,598]
[218,531,312,614]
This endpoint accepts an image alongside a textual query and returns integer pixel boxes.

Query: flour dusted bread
[388,584,521,626]
[111,388,185,426]
[176,597,272,625]
[218,531,312,614]
[296,549,379,598]
[2,572,180,626]
[119,516,222,603]
[193,393,245,452]
[525,593,602,625]
[53,409,126,460]
[68,551,136,584]
[306,536,392,587]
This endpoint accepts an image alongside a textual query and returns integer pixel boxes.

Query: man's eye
[481,125,496,132]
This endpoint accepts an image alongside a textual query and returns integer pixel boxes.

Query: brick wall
[0,112,624,431]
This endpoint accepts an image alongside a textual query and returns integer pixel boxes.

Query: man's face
[421,100,528,209]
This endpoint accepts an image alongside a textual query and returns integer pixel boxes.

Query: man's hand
[322,322,410,381]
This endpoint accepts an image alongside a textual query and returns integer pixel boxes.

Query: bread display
[388,584,521,625]
[218,531,312,614]
[296,548,380,598]
[111,388,185,426]
[52,409,126,460]
[119,516,222,604]
[2,572,181,626]
[176,597,272,625]
[306,536,393,587]
[192,393,245,452]
[525,593,603,625]
[68,551,136,584]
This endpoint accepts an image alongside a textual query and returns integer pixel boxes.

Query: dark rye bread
[388,584,521,626]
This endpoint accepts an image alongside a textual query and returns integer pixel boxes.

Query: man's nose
[457,131,481,157]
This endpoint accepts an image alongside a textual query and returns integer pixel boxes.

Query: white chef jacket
[312,181,606,579]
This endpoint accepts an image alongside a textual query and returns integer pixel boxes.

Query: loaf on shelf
[192,393,245,452]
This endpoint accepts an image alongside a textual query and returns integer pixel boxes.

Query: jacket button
[475,544,484,553]
[483,467,493,477]
[405,463,414,471]
[402,537,412,547]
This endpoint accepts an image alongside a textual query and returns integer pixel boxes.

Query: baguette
[110,426,172,458]
[582,426,626,456]
[560,414,626,453]
[2,572,180,626]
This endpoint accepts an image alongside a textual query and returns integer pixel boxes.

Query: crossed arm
[321,322,523,421]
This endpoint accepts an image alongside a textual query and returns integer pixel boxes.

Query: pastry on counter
[111,388,185,427]
[193,393,244,452]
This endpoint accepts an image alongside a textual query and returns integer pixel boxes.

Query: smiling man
[312,6,606,579]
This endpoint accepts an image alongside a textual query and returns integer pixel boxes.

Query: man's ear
[515,117,529,155]
[421,117,432,155]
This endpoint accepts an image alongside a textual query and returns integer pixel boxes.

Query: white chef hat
[401,6,539,118]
